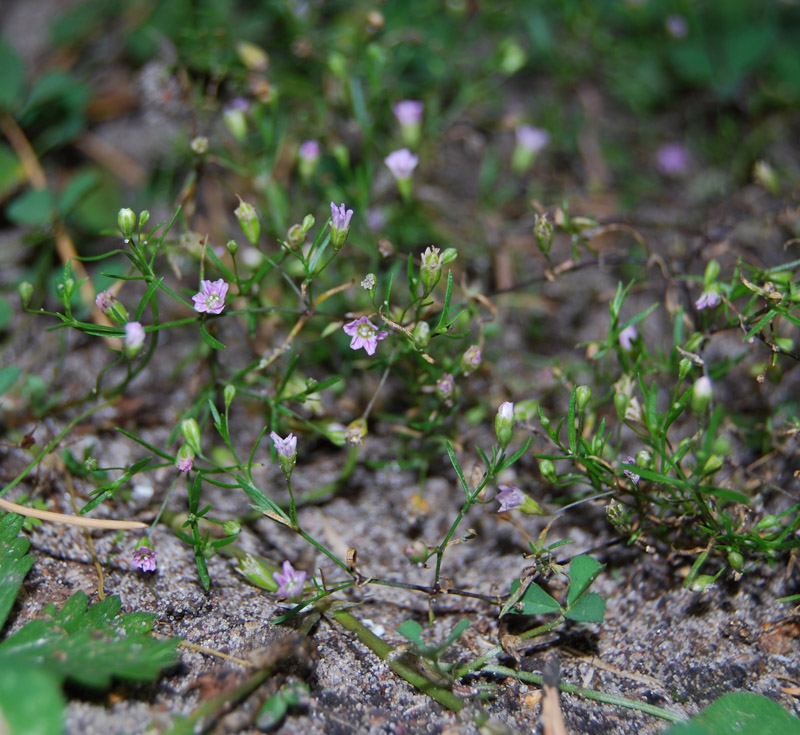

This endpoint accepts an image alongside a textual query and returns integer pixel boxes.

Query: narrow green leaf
[446,442,471,500]
[567,387,577,454]
[199,322,226,350]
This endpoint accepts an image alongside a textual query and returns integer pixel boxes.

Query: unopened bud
[345,418,367,446]
[727,551,744,572]
[436,373,455,404]
[234,198,260,246]
[495,401,514,449]
[237,553,279,591]
[181,418,202,455]
[413,321,431,348]
[461,345,481,375]
[533,214,553,254]
[575,385,592,414]
[118,208,136,240]
[420,246,443,296]
[691,376,712,414]
[635,449,652,469]
[223,520,242,536]
[226,239,239,256]
[224,384,236,408]
[18,281,33,307]
[689,574,716,592]
[404,540,429,565]
[539,459,557,484]
[678,357,692,382]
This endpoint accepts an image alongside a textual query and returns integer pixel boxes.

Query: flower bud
[235,198,260,246]
[539,459,557,484]
[575,385,592,414]
[495,401,514,449]
[138,210,150,228]
[436,373,455,404]
[614,391,629,421]
[83,457,98,472]
[678,357,693,382]
[413,320,431,348]
[441,247,458,264]
[191,136,209,154]
[223,106,248,140]
[404,540,429,565]
[420,246,443,295]
[727,551,744,572]
[18,281,33,308]
[703,454,723,475]
[176,444,194,473]
[704,259,720,286]
[226,239,239,256]
[124,321,146,356]
[223,520,242,537]
[118,208,136,240]
[689,574,716,593]
[755,514,780,531]
[533,213,553,254]
[237,553,279,591]
[513,399,537,422]
[461,345,481,375]
[181,418,202,455]
[345,418,367,446]
[224,384,236,409]
[691,376,712,414]
[635,449,652,469]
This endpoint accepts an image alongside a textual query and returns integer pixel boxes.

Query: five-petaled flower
[192,279,229,314]
[496,484,525,513]
[384,149,419,181]
[273,560,306,599]
[132,546,157,573]
[343,316,388,356]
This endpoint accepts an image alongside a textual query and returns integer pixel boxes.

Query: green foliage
[501,555,605,623]
[0,513,180,735]
[664,692,800,735]
[397,619,470,664]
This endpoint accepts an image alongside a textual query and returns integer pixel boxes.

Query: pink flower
[299,140,319,162]
[393,100,423,126]
[330,202,354,231]
[515,125,550,153]
[177,456,193,473]
[132,546,157,572]
[695,290,720,311]
[436,373,455,403]
[270,431,297,459]
[192,279,229,314]
[95,290,114,313]
[273,560,306,598]
[656,143,690,177]
[384,149,418,180]
[343,316,388,356]
[124,321,145,352]
[496,484,525,513]
[619,324,637,351]
[622,456,640,486]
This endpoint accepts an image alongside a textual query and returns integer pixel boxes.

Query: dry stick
[0,401,147,531]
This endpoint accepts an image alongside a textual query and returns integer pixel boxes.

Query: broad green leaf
[664,692,800,735]
[0,590,180,688]
[507,579,562,616]
[0,513,35,630]
[0,144,24,198]
[0,664,63,735]
[567,555,604,607]
[6,188,56,227]
[0,365,21,397]
[0,39,25,110]
[564,592,605,623]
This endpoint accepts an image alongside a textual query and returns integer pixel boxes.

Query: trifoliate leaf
[566,555,604,607]
[563,592,605,623]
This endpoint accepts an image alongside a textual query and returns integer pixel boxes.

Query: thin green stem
[482,665,685,723]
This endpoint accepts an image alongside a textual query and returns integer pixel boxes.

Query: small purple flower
[695,290,720,311]
[95,290,114,313]
[132,546,157,573]
[384,148,419,180]
[496,484,525,513]
[330,202,354,231]
[393,100,424,126]
[273,560,307,598]
[665,14,688,39]
[515,125,550,153]
[125,321,145,352]
[270,431,297,459]
[436,373,455,403]
[192,279,229,315]
[177,456,193,473]
[656,143,690,177]
[299,140,319,162]
[622,456,640,486]
[619,324,637,351]
[343,316,389,356]
[462,345,482,375]
[230,96,250,112]
[366,207,386,232]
